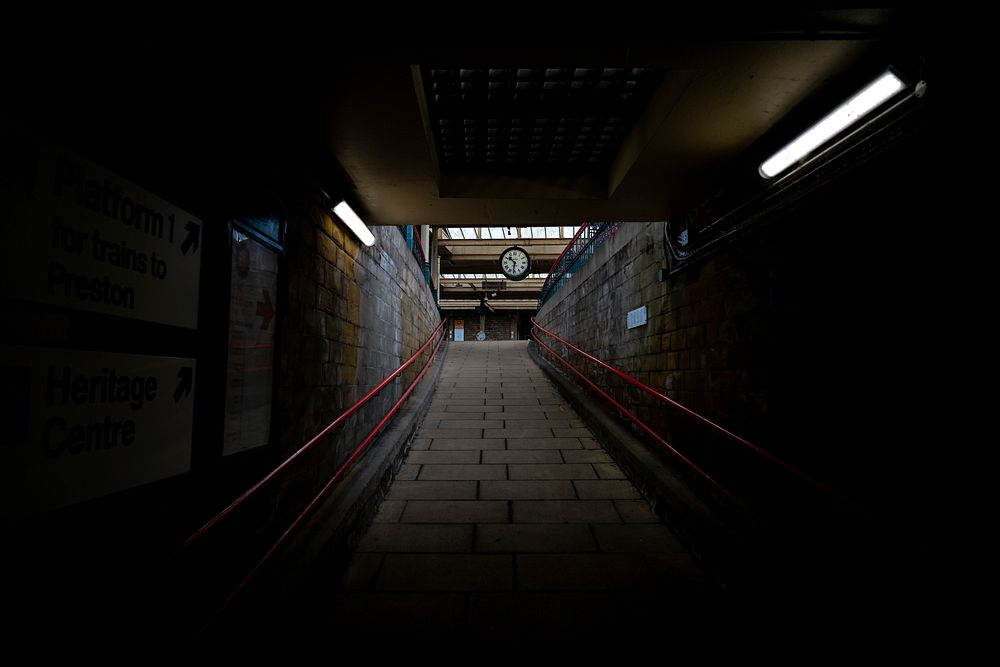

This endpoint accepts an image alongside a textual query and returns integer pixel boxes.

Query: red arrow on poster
[256,289,274,330]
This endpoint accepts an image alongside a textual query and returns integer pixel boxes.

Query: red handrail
[531,318,847,504]
[178,318,448,553]
[208,323,448,625]
[531,332,749,513]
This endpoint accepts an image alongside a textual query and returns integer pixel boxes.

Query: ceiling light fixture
[759,70,907,179]
[332,201,375,247]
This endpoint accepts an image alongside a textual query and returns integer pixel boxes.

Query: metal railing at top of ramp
[531,318,851,514]
[539,222,620,305]
[177,318,449,627]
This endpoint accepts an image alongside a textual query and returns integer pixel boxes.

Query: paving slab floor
[324,341,718,644]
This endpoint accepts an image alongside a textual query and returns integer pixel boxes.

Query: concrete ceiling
[1,11,929,315]
[2,10,929,236]
[320,12,922,229]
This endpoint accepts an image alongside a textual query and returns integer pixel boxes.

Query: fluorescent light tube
[760,70,906,179]
[333,200,375,246]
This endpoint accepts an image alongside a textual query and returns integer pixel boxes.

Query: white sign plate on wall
[0,124,202,329]
[0,346,195,519]
[627,305,648,329]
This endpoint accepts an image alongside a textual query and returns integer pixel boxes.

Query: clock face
[500,246,530,280]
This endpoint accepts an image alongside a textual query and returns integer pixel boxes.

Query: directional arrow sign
[181,221,201,255]
[1,346,195,519]
[174,366,193,402]
[256,289,274,330]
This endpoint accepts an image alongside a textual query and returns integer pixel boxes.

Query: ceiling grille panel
[425,65,664,171]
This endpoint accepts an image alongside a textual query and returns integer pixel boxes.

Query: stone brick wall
[484,312,518,340]
[536,222,782,509]
[535,125,938,516]
[275,199,440,517]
